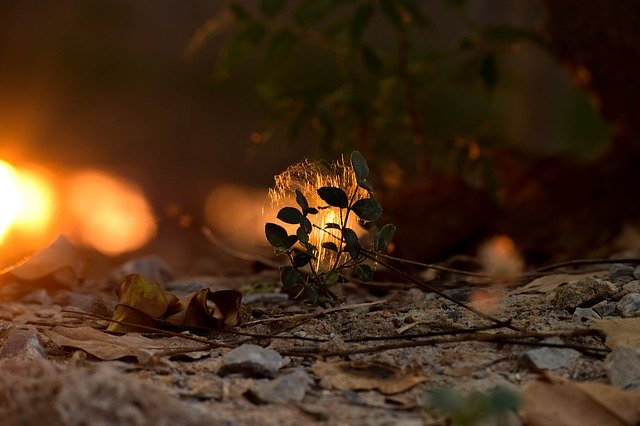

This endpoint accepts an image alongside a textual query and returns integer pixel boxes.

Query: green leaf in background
[293,250,313,267]
[343,227,361,259]
[375,223,396,251]
[325,222,342,230]
[356,264,373,281]
[297,226,310,243]
[317,186,349,208]
[350,150,370,181]
[280,265,302,288]
[351,198,382,221]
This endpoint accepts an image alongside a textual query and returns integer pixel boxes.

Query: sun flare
[0,160,21,242]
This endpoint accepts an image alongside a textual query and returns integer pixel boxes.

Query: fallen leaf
[45,326,207,362]
[520,372,640,426]
[163,288,242,329]
[107,274,178,333]
[0,235,83,288]
[107,274,242,333]
[312,360,428,395]
[592,318,640,350]
[515,271,605,294]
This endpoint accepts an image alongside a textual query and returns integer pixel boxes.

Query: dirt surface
[1,253,639,425]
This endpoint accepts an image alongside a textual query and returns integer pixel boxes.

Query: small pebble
[520,337,580,370]
[552,278,617,310]
[609,263,635,280]
[572,307,600,323]
[219,344,283,378]
[617,293,640,317]
[249,368,313,403]
[623,280,640,294]
[592,300,617,317]
[605,344,640,390]
[0,328,47,360]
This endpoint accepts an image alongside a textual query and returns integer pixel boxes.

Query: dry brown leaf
[45,326,206,362]
[592,318,640,350]
[311,360,428,395]
[520,372,640,426]
[515,271,605,294]
[0,235,83,288]
[107,274,242,333]
[107,274,178,333]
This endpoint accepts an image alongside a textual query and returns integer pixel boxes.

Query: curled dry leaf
[311,360,428,395]
[107,273,242,333]
[0,235,83,289]
[592,317,640,351]
[520,372,640,426]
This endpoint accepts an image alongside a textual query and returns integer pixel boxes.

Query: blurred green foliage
[193,0,608,188]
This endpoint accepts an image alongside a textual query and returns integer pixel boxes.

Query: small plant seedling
[265,151,395,306]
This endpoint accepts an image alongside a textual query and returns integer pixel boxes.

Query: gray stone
[250,368,313,403]
[634,266,640,280]
[617,293,640,317]
[605,345,640,390]
[219,344,284,378]
[592,300,617,317]
[552,278,618,310]
[572,307,600,323]
[0,328,46,360]
[623,280,640,294]
[609,263,635,280]
[166,278,213,296]
[520,337,580,370]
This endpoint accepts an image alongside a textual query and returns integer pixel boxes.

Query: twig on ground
[243,298,389,326]
[281,328,608,359]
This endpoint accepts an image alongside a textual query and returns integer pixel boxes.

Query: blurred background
[1,0,638,274]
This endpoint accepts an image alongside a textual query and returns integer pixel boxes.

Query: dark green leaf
[295,189,309,213]
[358,178,375,192]
[323,271,340,286]
[351,198,382,221]
[294,0,343,26]
[343,227,361,259]
[265,223,296,248]
[293,250,312,267]
[479,53,497,91]
[356,264,373,281]
[307,207,319,215]
[321,242,339,251]
[350,1,374,42]
[260,0,288,18]
[280,265,302,288]
[301,217,312,233]
[325,223,341,230]
[302,242,317,255]
[317,186,349,208]
[375,223,396,251]
[277,207,303,224]
[297,226,309,243]
[304,284,319,306]
[350,150,369,181]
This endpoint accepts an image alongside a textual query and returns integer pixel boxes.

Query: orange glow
[0,160,21,242]
[478,234,524,281]
[67,170,156,255]
[205,184,271,247]
[0,161,55,243]
[13,168,56,234]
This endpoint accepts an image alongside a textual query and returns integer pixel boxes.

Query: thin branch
[532,258,640,273]
[243,298,389,326]
[373,252,493,278]
[362,249,519,331]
